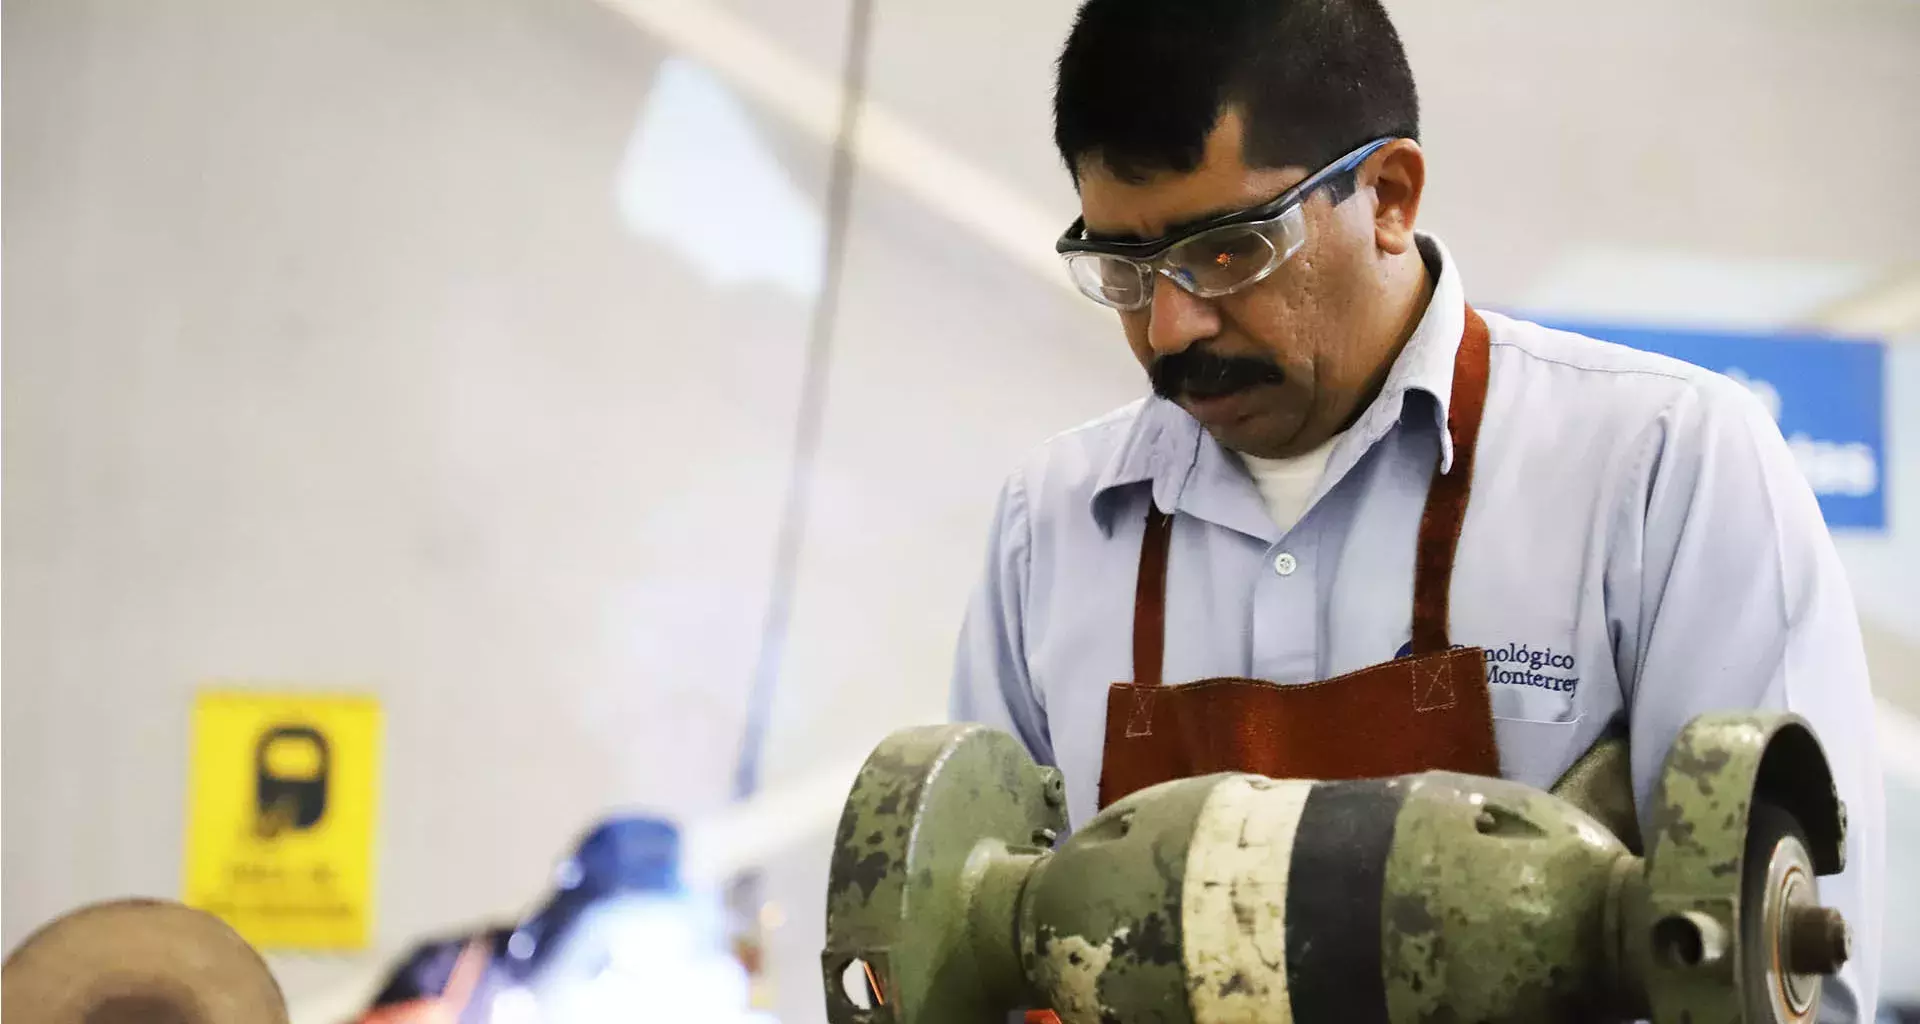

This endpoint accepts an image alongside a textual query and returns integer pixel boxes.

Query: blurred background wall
[5,0,1918,1019]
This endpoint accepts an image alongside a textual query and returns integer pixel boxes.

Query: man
[949,0,1883,1016]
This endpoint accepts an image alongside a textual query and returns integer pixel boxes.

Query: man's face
[1075,111,1389,459]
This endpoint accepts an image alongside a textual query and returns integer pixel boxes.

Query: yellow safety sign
[183,691,383,950]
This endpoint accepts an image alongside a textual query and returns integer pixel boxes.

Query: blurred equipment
[356,815,772,1024]
[823,713,1851,1024]
[1,898,290,1024]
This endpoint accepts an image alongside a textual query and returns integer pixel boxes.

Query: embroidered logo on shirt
[1396,640,1580,698]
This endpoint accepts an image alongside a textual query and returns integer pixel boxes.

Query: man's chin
[1178,386,1281,431]
[1179,385,1269,425]
[1179,392,1309,458]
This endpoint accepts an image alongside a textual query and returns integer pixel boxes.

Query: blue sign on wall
[1536,321,1886,531]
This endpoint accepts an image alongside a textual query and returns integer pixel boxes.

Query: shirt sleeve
[1607,377,1885,1021]
[949,471,1056,766]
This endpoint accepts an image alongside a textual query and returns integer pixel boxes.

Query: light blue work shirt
[951,235,1883,1017]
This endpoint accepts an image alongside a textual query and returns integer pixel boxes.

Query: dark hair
[1054,0,1419,183]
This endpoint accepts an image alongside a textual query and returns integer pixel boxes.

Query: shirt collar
[1347,232,1468,473]
[1090,232,1469,535]
[1087,396,1200,524]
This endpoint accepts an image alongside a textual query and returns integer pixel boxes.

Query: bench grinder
[823,712,1849,1023]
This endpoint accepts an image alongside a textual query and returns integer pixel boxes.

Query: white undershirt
[1237,431,1343,535]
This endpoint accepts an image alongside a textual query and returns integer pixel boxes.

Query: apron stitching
[1412,657,1458,712]
[1125,688,1156,737]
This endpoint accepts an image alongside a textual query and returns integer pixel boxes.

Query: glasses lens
[1164,205,1308,298]
[1165,226,1277,298]
[1066,254,1150,310]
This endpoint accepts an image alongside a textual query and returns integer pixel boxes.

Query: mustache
[1149,345,1287,401]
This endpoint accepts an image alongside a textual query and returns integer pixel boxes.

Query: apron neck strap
[1133,505,1176,690]
[1410,305,1491,655]
[1130,304,1493,685]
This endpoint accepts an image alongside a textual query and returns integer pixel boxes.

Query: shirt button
[1273,552,1298,576]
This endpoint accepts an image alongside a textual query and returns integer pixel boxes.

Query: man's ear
[1367,139,1425,256]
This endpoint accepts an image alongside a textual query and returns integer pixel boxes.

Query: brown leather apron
[1096,307,1501,809]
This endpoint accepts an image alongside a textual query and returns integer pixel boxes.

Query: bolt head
[1785,906,1850,975]
[1041,770,1066,808]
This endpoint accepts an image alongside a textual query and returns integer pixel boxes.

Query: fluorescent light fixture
[615,57,825,298]
[597,0,1082,303]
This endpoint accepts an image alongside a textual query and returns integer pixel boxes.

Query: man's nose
[1145,273,1222,357]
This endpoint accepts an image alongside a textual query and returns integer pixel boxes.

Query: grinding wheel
[2,899,289,1024]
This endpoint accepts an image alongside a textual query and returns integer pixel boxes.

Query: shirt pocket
[1489,680,1583,724]
[1491,715,1589,786]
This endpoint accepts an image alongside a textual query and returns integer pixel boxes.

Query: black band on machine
[1283,779,1406,1024]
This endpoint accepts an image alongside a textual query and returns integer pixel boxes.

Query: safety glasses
[1056,137,1394,311]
